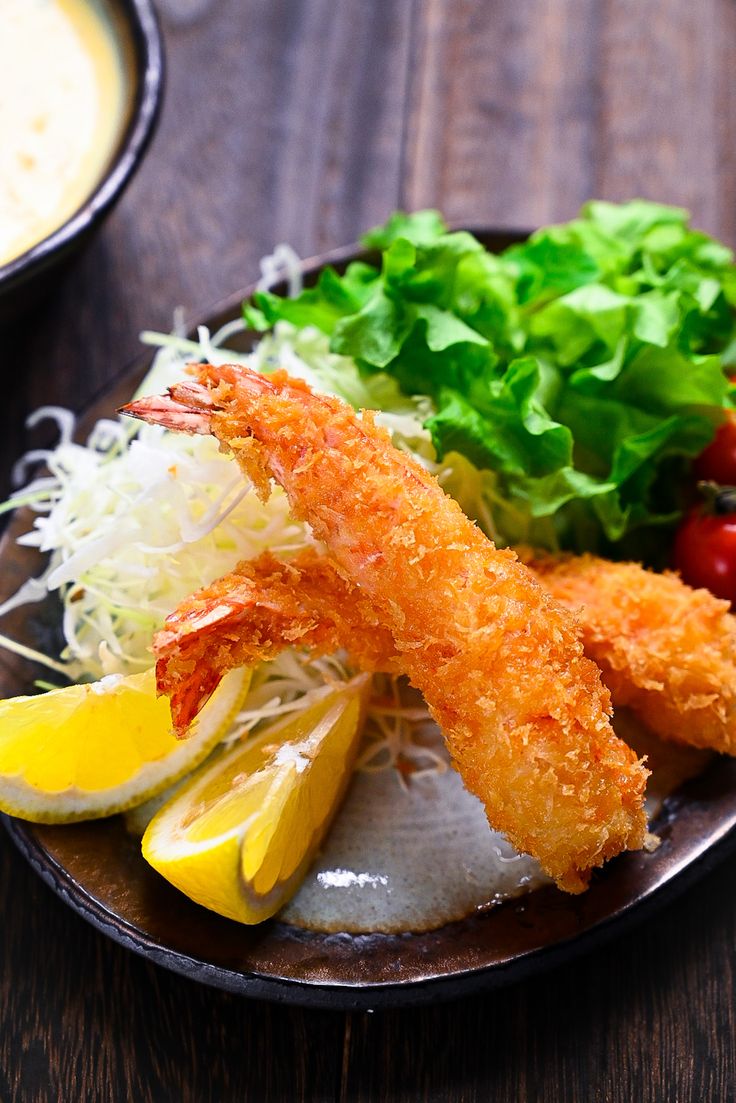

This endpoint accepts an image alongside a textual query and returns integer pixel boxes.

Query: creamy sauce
[0,0,128,266]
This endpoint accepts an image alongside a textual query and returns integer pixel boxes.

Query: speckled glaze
[282,731,550,934]
[3,235,736,1009]
[280,708,711,935]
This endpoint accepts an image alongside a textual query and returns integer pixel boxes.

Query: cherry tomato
[674,506,736,602]
[693,411,736,484]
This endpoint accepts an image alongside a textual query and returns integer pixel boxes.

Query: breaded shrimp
[526,552,736,755]
[159,546,736,757]
[122,365,648,893]
[155,548,400,735]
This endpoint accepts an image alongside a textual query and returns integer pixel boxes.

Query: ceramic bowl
[0,0,165,325]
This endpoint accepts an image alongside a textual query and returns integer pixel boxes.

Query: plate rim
[6,804,736,1010]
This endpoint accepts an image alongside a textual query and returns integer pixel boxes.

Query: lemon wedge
[0,666,250,822]
[142,674,370,924]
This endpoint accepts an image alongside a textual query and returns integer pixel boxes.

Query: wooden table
[3,1,736,1098]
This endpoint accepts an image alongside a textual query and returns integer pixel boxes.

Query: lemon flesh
[142,675,370,925]
[0,666,250,822]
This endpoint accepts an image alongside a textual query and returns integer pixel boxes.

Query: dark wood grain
[401,0,736,239]
[2,1,736,1100]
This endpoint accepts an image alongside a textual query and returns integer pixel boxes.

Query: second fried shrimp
[527,552,736,755]
[155,549,400,734]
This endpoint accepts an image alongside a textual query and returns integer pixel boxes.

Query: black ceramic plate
[4,232,736,1010]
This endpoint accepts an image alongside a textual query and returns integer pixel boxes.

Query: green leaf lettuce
[243,201,736,555]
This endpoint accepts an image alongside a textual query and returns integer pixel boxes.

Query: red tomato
[693,411,736,485]
[674,507,736,602]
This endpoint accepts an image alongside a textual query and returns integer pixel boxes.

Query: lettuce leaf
[243,202,736,555]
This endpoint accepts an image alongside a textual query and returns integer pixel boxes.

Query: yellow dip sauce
[0,0,128,266]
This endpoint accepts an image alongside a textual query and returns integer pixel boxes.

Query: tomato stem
[697,480,736,515]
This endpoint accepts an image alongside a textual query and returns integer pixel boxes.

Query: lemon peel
[142,674,370,924]
[0,666,250,822]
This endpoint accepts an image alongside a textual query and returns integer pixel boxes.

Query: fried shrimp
[526,552,736,755]
[155,548,400,735]
[122,365,648,893]
[158,546,736,758]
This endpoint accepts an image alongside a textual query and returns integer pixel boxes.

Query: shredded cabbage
[0,419,311,680]
[227,651,444,781]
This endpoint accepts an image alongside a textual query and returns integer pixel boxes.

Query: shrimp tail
[119,387,216,434]
[156,549,400,736]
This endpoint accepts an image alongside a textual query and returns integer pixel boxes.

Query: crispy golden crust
[161,546,736,760]
[149,364,648,893]
[155,549,400,734]
[526,552,736,755]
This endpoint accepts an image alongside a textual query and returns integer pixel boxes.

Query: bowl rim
[0,0,165,291]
